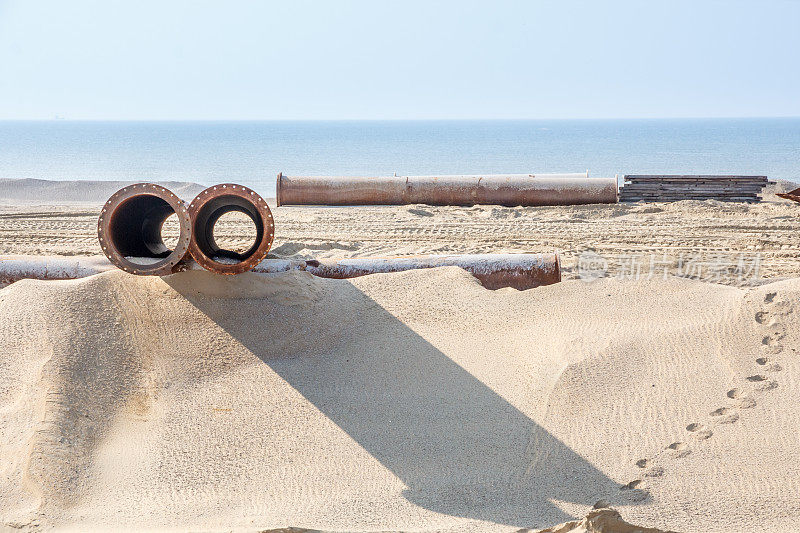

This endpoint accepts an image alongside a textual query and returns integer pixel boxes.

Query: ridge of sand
[532,507,676,533]
[0,178,207,204]
[1,268,798,531]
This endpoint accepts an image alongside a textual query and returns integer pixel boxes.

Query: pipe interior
[109,195,177,263]
[194,195,264,263]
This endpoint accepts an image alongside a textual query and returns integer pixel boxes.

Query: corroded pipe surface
[97,183,191,276]
[2,253,560,290]
[188,184,275,274]
[0,255,112,287]
[254,253,561,290]
[277,173,617,207]
[777,187,800,203]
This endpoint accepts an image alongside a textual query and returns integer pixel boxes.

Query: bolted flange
[187,184,275,275]
[98,183,191,276]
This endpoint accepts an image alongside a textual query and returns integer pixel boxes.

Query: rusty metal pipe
[0,255,112,287]
[97,183,191,276]
[188,184,275,274]
[776,187,800,203]
[276,172,618,207]
[1,253,560,290]
[253,253,561,290]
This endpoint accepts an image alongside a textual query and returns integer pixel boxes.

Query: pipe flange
[188,184,274,275]
[98,183,191,276]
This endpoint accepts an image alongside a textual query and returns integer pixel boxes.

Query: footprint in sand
[635,458,649,468]
[592,499,611,509]
[710,406,733,416]
[717,414,739,425]
[746,375,779,391]
[757,380,779,391]
[759,334,784,354]
[686,423,713,439]
[626,488,649,502]
[666,442,691,458]
[727,388,757,408]
[737,396,757,408]
[644,466,664,477]
[761,292,793,317]
[619,479,649,501]
[708,406,740,424]
[756,357,783,372]
[762,344,784,355]
[761,330,784,344]
[620,479,642,490]
[755,311,771,324]
[762,330,785,343]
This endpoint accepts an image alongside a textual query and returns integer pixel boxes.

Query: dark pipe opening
[109,195,178,263]
[193,195,264,263]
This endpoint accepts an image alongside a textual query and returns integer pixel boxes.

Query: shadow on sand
[165,272,646,528]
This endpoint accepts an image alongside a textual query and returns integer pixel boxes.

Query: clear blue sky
[0,0,798,120]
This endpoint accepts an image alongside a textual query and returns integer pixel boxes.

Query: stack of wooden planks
[619,175,769,203]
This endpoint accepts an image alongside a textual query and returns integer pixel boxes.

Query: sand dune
[0,178,206,204]
[534,508,676,533]
[1,268,798,531]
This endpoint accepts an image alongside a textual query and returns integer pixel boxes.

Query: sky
[0,0,798,120]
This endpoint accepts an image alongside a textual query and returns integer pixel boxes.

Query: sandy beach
[3,0,799,529]
[2,180,800,532]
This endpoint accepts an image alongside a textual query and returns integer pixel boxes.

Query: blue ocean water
[1,119,798,196]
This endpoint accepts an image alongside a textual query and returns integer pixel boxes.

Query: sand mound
[533,507,675,533]
[0,178,205,204]
[1,269,799,531]
[765,178,800,196]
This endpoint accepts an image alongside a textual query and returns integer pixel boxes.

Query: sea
[1,118,799,196]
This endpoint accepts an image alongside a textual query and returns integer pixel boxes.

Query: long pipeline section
[3,254,561,291]
[277,173,618,207]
